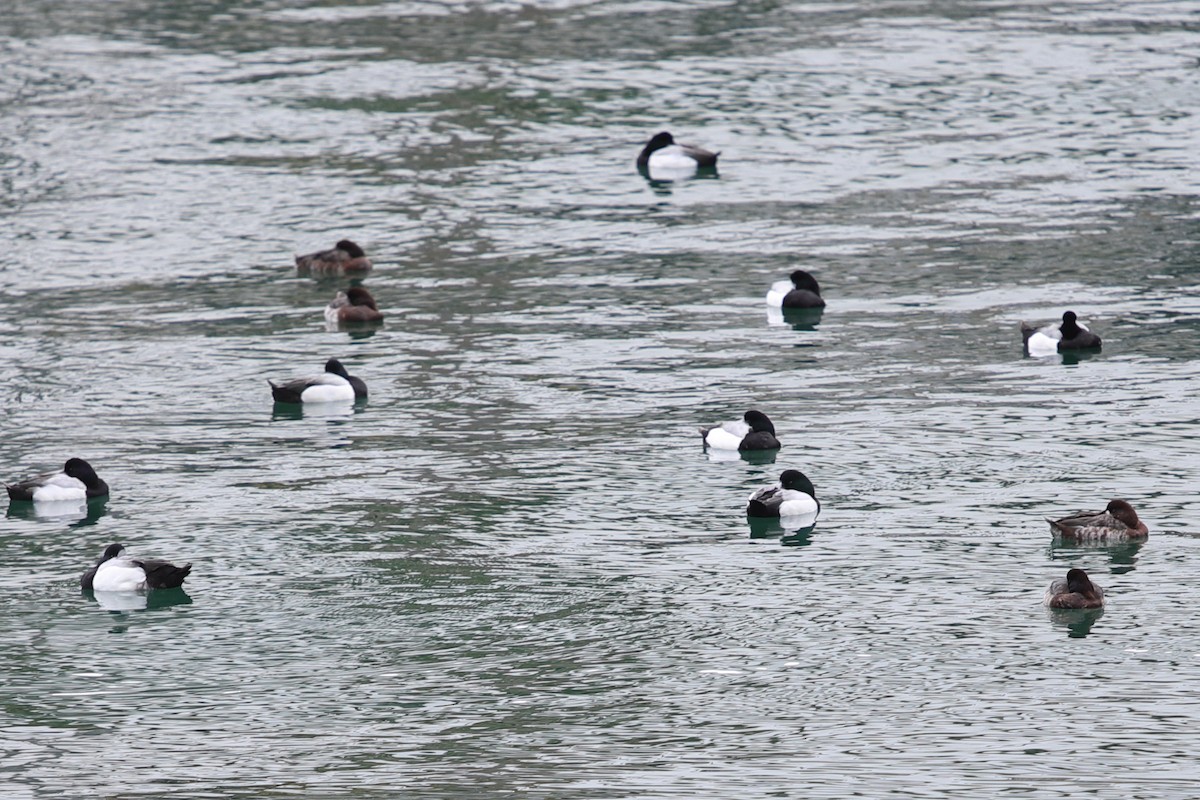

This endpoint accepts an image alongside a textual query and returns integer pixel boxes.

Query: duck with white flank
[747,469,820,521]
[6,458,109,503]
[269,358,367,404]
[81,543,192,592]
[700,410,781,451]
[636,131,719,177]
[295,240,372,274]
[1044,568,1104,609]
[766,270,826,309]
[1020,311,1102,356]
[325,287,384,324]
[1048,499,1148,541]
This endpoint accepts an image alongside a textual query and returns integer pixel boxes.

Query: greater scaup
[6,458,109,503]
[1021,311,1102,355]
[1044,567,1105,609]
[637,131,719,176]
[700,410,781,451]
[295,240,372,274]
[269,358,367,404]
[746,469,820,520]
[766,270,826,309]
[1048,499,1148,541]
[325,287,384,323]
[81,543,192,592]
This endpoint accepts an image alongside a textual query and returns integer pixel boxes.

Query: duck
[269,358,367,404]
[1048,499,1148,541]
[700,410,781,451]
[324,287,384,324]
[747,469,821,520]
[1043,567,1105,609]
[1020,311,1102,355]
[295,240,372,274]
[636,131,719,176]
[766,270,826,309]
[81,543,192,592]
[6,458,109,502]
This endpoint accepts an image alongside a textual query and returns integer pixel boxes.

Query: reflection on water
[766,307,824,331]
[1046,607,1105,639]
[1049,538,1145,575]
[747,516,817,546]
[86,587,193,614]
[6,497,109,526]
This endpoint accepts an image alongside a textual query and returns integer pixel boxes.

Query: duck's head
[1065,568,1095,595]
[790,270,821,295]
[1106,499,1139,527]
[64,458,96,480]
[1060,310,1083,338]
[779,469,816,498]
[336,240,366,258]
[324,358,351,379]
[100,543,125,563]
[743,410,776,435]
[644,131,675,153]
[346,287,378,309]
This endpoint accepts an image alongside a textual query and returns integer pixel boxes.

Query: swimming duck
[324,287,384,324]
[700,410,781,451]
[295,240,372,274]
[747,469,820,520]
[766,270,826,309]
[6,458,109,502]
[636,131,719,175]
[1020,311,1102,355]
[1048,499,1148,541]
[269,358,367,404]
[81,543,192,592]
[1043,567,1104,609]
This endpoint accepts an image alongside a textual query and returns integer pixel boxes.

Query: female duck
[1043,568,1104,609]
[325,287,384,323]
[747,469,820,520]
[295,240,372,274]
[636,131,719,176]
[700,410,781,451]
[1020,311,1102,355]
[6,458,109,502]
[269,358,367,403]
[766,270,826,309]
[81,543,192,592]
[1048,499,1148,541]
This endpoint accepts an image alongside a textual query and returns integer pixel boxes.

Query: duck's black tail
[137,560,192,589]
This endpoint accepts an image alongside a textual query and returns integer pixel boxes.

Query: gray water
[2,0,1200,797]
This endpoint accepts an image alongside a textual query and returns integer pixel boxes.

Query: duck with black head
[295,240,372,275]
[636,131,719,178]
[6,458,109,503]
[269,358,367,404]
[81,543,192,592]
[766,270,826,309]
[747,469,820,521]
[1021,311,1102,356]
[1044,568,1105,609]
[700,410,781,451]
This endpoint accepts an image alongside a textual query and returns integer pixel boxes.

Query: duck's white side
[765,279,794,308]
[777,489,820,519]
[704,419,750,450]
[29,474,88,503]
[300,374,355,403]
[92,558,151,592]
[1026,321,1090,357]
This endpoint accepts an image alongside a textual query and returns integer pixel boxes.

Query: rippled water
[2,0,1200,796]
